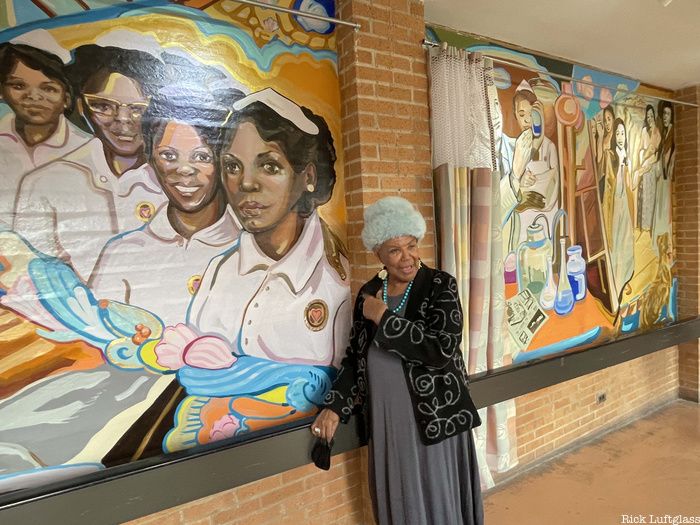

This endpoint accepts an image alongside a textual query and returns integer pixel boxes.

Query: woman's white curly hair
[361,196,426,251]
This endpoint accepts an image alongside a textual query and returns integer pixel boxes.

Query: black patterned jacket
[324,264,481,445]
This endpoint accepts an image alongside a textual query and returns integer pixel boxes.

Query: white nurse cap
[10,29,71,65]
[515,79,535,94]
[232,88,319,135]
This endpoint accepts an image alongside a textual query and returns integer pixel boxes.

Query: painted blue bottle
[554,238,574,315]
[566,245,587,302]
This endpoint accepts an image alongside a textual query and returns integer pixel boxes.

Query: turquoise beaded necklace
[382,277,414,313]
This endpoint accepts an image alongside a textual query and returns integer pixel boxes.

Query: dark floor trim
[1,318,698,525]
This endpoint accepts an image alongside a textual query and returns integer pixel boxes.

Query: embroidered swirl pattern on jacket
[324,265,481,445]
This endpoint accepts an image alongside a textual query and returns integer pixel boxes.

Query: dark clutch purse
[311,438,334,471]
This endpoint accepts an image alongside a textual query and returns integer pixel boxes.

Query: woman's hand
[311,408,340,441]
[362,293,387,325]
[512,129,533,179]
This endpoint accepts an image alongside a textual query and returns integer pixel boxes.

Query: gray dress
[367,295,484,525]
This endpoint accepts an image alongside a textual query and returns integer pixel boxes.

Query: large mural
[0,0,349,491]
[428,27,677,366]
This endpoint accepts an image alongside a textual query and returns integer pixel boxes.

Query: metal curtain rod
[423,39,698,108]
[232,0,361,31]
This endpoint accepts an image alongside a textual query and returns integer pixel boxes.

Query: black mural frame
[0,317,698,525]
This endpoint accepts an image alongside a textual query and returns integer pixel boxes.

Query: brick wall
[673,86,700,402]
[513,348,679,467]
[337,0,435,291]
[128,3,696,524]
[124,449,371,525]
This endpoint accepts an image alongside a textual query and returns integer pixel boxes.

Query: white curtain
[428,45,518,489]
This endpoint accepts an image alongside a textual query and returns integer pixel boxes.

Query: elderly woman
[313,197,483,525]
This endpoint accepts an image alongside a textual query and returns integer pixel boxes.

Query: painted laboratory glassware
[566,245,587,302]
[516,223,553,300]
[554,238,575,315]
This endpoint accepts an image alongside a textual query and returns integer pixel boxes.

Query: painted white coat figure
[188,88,351,368]
[13,140,166,280]
[0,30,91,225]
[189,211,350,367]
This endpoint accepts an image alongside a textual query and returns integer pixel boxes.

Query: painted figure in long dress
[635,104,662,232]
[0,30,91,225]
[652,101,674,255]
[13,43,168,280]
[602,118,635,312]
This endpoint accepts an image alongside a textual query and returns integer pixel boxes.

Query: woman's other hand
[311,408,340,441]
[362,293,387,325]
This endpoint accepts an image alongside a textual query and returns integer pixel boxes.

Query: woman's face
[221,121,307,233]
[2,59,68,126]
[662,107,672,127]
[82,72,149,158]
[153,121,218,213]
[615,123,626,150]
[376,235,420,284]
[646,108,655,128]
[515,98,532,132]
[604,110,614,134]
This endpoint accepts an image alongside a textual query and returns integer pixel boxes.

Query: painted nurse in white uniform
[155,88,351,451]
[188,88,350,368]
[90,89,243,325]
[0,30,91,225]
[13,44,168,280]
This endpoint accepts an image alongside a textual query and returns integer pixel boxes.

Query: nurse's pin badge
[187,275,202,295]
[136,201,156,222]
[304,299,328,331]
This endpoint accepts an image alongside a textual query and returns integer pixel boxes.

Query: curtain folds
[429,46,518,489]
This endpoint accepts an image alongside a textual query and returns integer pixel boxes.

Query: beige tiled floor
[484,400,700,525]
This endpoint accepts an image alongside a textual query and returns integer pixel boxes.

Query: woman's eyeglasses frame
[82,94,151,120]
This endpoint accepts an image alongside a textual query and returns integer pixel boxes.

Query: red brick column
[673,86,700,402]
[336,0,434,294]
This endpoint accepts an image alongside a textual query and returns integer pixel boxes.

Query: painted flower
[154,323,199,370]
[209,414,241,441]
[183,336,236,369]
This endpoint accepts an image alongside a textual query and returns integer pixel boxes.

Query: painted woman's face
[2,59,68,126]
[221,121,306,233]
[646,108,655,128]
[604,110,614,134]
[615,123,626,150]
[662,107,672,127]
[153,121,218,214]
[515,98,533,132]
[82,72,149,158]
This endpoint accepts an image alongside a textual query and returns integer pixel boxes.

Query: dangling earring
[306,184,315,192]
[417,259,423,270]
[378,267,388,280]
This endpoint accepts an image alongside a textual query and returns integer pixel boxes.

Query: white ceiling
[424,0,700,91]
